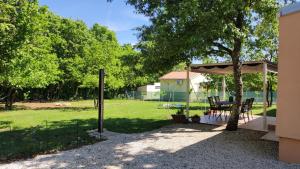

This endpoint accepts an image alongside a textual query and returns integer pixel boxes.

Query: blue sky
[39,0,150,45]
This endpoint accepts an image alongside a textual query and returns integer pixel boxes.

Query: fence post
[98,69,104,133]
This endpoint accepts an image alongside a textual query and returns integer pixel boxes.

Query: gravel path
[1,124,300,169]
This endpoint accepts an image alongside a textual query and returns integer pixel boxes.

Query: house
[159,71,208,101]
[137,83,160,100]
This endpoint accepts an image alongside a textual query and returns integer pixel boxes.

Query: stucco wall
[160,79,188,93]
[277,11,300,140]
[277,10,300,163]
[160,75,207,101]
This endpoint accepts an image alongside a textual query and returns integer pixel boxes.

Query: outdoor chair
[214,96,221,103]
[214,96,232,120]
[224,104,233,121]
[240,99,251,123]
[208,96,225,120]
[248,98,255,119]
[208,97,218,118]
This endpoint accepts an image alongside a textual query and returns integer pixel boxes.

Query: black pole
[98,69,104,133]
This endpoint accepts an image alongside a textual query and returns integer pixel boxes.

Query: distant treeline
[0,0,156,108]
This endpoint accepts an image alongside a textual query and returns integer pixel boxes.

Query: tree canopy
[0,0,156,108]
[126,0,284,130]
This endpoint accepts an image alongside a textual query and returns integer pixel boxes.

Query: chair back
[229,96,234,102]
[208,97,216,108]
[214,96,220,103]
[248,98,255,110]
[241,99,250,113]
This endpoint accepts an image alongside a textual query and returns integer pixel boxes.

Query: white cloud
[103,22,133,32]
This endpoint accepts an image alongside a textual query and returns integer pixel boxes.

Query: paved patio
[1,124,299,169]
[200,114,276,132]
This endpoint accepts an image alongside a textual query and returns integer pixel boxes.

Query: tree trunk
[226,56,243,131]
[225,9,244,131]
[94,87,98,108]
[5,88,15,110]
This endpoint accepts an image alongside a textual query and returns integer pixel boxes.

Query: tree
[0,0,60,109]
[127,0,279,130]
[119,44,157,91]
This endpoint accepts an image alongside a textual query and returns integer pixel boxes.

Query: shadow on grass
[255,108,277,117]
[0,121,13,130]
[105,118,173,134]
[0,117,173,163]
[0,119,99,163]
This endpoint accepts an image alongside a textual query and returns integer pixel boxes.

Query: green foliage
[0,0,158,103]
[0,0,60,89]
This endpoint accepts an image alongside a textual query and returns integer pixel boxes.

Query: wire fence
[0,119,99,162]
[119,91,277,104]
[0,91,277,162]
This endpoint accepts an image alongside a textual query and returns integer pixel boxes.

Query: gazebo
[185,60,278,129]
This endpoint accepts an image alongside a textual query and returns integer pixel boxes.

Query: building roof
[281,2,300,16]
[190,61,277,75]
[159,71,202,80]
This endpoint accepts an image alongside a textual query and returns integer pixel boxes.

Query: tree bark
[225,8,244,131]
[5,88,15,110]
[226,55,243,131]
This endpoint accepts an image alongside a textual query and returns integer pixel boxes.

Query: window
[176,80,183,85]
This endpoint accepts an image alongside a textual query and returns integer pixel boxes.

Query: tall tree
[0,0,60,109]
[127,0,279,130]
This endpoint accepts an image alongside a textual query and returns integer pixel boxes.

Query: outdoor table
[216,101,235,106]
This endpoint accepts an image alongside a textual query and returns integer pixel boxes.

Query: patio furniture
[208,97,220,119]
[248,98,255,118]
[214,96,221,103]
[215,100,234,121]
[208,96,227,120]
[241,99,251,123]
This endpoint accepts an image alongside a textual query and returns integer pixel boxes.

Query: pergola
[185,60,278,129]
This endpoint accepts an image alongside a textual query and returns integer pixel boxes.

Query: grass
[0,99,276,162]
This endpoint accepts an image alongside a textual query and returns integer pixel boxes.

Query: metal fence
[120,91,277,103]
[0,119,99,162]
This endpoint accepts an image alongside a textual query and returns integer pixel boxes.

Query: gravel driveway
[1,124,300,169]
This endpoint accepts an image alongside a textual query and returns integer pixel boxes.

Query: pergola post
[263,63,268,130]
[222,76,226,100]
[186,65,190,118]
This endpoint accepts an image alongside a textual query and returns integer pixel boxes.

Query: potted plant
[171,107,187,123]
[191,115,201,123]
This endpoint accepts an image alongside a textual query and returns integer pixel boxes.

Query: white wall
[160,75,207,93]
[137,83,160,92]
[160,74,207,101]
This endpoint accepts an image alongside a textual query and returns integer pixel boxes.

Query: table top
[216,101,235,105]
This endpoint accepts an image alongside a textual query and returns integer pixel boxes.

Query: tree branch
[212,42,233,55]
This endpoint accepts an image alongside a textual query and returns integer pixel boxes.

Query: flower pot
[171,114,188,123]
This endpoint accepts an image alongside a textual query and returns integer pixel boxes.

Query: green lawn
[0,99,276,162]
